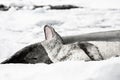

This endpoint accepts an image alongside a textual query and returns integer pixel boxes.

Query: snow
[1,57,120,80]
[0,0,120,80]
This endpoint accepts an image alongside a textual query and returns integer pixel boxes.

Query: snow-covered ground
[1,57,120,80]
[0,0,120,80]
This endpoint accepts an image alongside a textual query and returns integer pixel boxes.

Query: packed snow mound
[0,57,120,80]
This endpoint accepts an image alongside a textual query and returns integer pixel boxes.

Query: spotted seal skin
[41,25,103,63]
[78,42,103,60]
[1,43,52,64]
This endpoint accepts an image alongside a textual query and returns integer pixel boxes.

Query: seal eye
[115,55,119,57]
[32,58,37,60]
